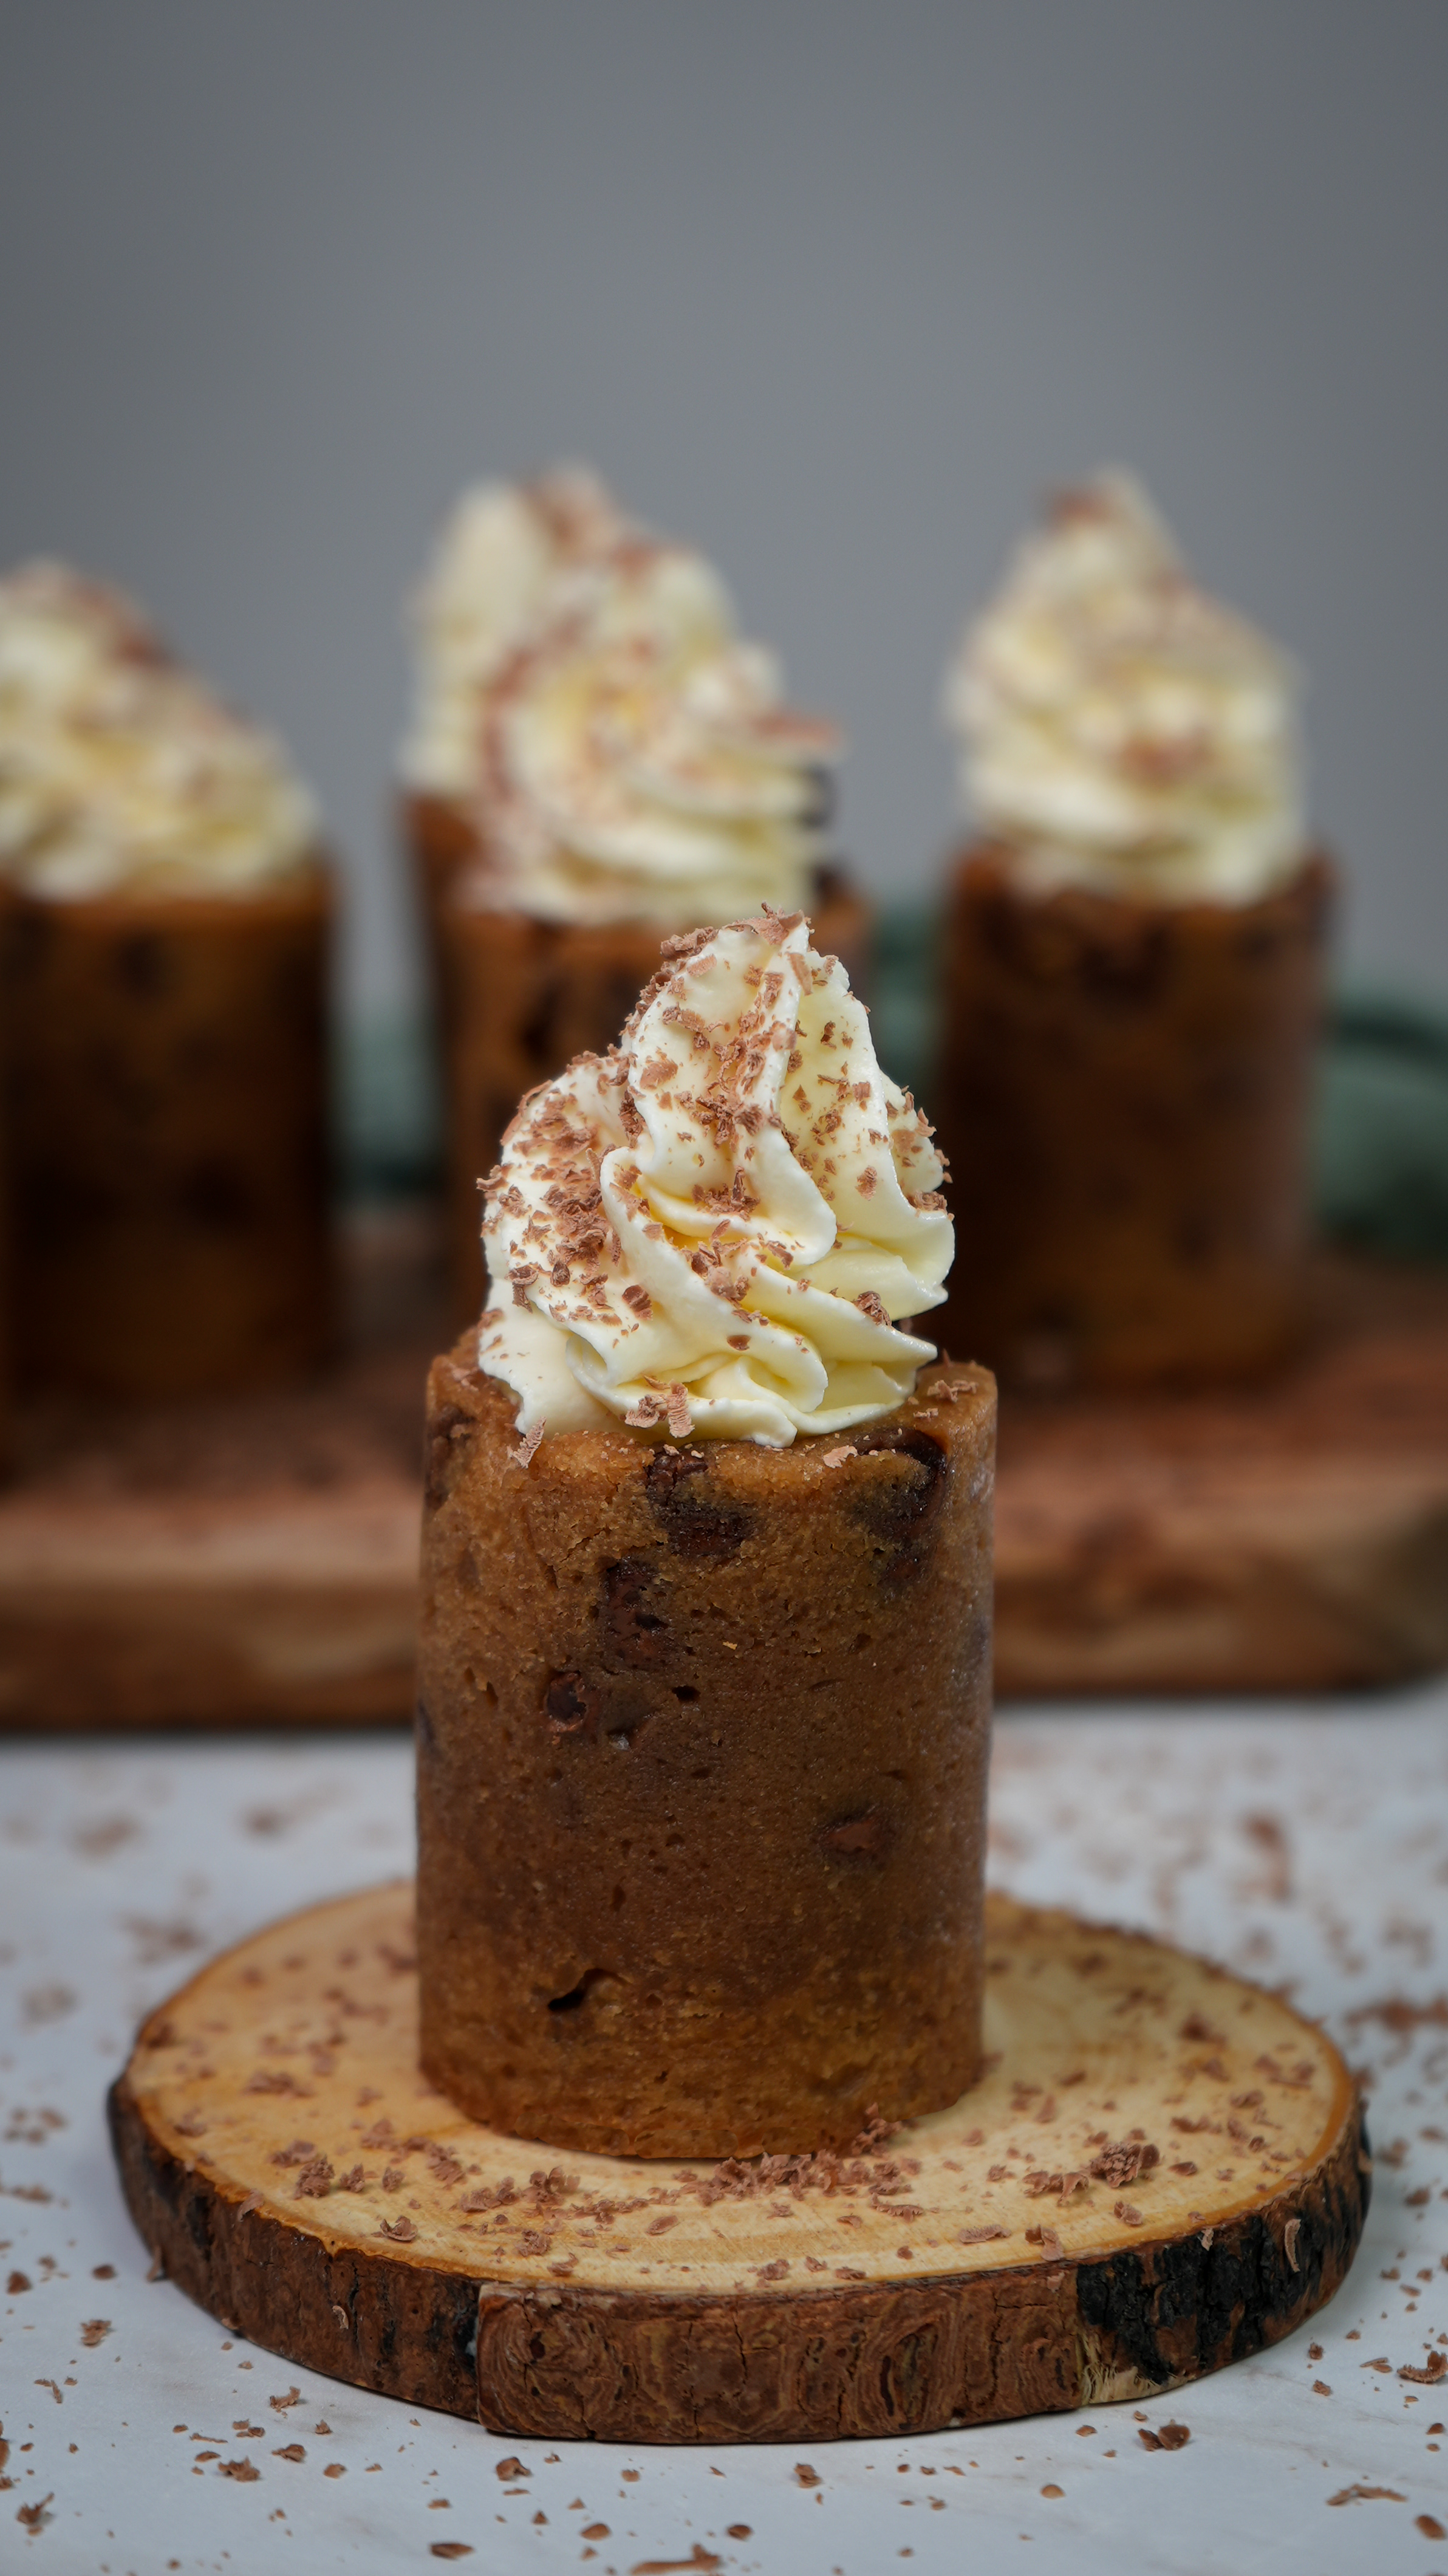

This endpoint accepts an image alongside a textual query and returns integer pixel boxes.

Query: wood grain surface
[0,1208,438,1727]
[992,1252,1448,1694]
[5,1227,1446,1723]
[109,1882,1367,2443]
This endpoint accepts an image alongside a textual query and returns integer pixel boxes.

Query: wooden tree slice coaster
[110,1882,1368,2444]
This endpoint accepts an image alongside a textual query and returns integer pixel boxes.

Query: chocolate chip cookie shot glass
[939,845,1331,1388]
[398,468,870,1320]
[417,909,993,2158]
[937,474,1333,1389]
[0,563,334,1397]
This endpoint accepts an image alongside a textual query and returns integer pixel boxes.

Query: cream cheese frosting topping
[944,473,1304,905]
[401,467,628,802]
[404,466,839,928]
[480,909,952,1446]
[0,561,318,901]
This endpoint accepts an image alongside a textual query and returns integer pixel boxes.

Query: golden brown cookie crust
[1,865,334,1399]
[936,843,1333,1390]
[417,1347,995,2156]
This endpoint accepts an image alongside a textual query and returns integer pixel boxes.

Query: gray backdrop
[2,0,1444,1019]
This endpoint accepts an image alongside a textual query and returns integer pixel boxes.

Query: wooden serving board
[993,1252,1448,1696]
[0,1210,442,1729]
[109,1882,1367,2444]
[3,1222,1446,1723]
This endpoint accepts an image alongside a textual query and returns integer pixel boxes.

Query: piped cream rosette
[471,541,838,930]
[0,561,317,901]
[401,467,629,802]
[480,909,952,1447]
[403,464,839,930]
[944,473,1304,906]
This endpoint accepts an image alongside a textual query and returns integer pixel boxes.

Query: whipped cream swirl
[401,467,628,801]
[0,562,317,901]
[944,473,1304,905]
[480,911,952,1447]
[403,466,839,928]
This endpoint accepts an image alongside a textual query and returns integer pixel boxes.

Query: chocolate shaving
[850,2108,902,2156]
[509,1419,545,1470]
[1025,2224,1065,2258]
[1090,2139,1159,2187]
[525,2167,576,2208]
[1024,2168,1092,2205]
[1345,1994,1448,2033]
[459,2176,517,2215]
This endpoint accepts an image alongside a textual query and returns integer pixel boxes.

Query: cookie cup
[937,844,1333,1388]
[1,863,335,1398]
[416,1348,994,2158]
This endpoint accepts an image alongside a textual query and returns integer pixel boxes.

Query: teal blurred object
[1313,990,1448,1264]
[869,901,941,1109]
[338,904,1448,1266]
[334,1011,442,1204]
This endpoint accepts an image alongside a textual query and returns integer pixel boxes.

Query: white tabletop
[2,1694,1446,2575]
